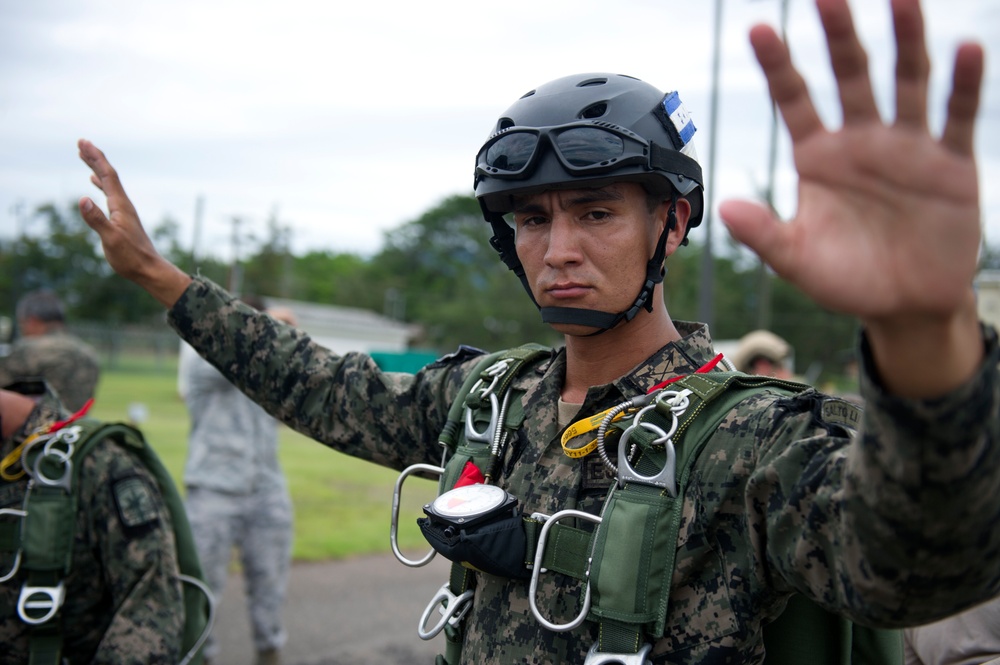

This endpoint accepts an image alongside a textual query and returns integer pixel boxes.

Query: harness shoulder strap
[434,343,551,665]
[586,371,805,655]
[589,371,902,664]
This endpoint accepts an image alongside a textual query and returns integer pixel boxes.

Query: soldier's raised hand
[78,139,192,307]
[720,0,985,396]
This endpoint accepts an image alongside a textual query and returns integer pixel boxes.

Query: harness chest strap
[434,344,552,665]
[528,373,807,658]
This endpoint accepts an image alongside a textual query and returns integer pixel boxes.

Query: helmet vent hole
[497,118,515,131]
[577,77,608,87]
[580,102,607,119]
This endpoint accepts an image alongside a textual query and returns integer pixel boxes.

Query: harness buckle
[390,463,444,568]
[529,509,602,632]
[17,582,65,625]
[616,390,691,496]
[26,428,79,492]
[0,508,26,582]
[418,582,474,640]
[583,642,653,665]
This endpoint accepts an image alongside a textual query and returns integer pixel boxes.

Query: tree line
[7,196,994,385]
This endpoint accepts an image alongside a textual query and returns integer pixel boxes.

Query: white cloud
[0,0,996,259]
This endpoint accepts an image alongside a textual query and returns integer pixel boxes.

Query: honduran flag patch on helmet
[659,91,697,149]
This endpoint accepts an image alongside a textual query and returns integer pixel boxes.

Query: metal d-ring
[390,463,444,567]
[418,582,475,640]
[0,508,26,582]
[583,642,653,665]
[529,509,603,632]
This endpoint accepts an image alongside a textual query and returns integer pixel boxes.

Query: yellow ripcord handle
[0,431,46,481]
[560,354,727,460]
[561,406,628,459]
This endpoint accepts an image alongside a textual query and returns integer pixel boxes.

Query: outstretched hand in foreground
[719,0,985,397]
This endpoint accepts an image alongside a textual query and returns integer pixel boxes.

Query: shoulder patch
[112,476,161,531]
[820,397,862,432]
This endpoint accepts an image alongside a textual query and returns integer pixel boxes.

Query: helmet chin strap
[494,200,678,337]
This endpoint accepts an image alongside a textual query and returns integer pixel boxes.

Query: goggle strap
[649,143,703,188]
[486,214,540,311]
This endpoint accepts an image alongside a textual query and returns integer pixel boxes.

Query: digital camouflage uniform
[0,389,184,665]
[179,343,293,660]
[171,276,1000,664]
[0,332,101,412]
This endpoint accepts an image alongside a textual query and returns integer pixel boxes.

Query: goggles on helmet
[476,122,652,181]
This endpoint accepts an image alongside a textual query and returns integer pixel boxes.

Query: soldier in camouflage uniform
[0,289,100,412]
[0,384,185,663]
[76,0,998,663]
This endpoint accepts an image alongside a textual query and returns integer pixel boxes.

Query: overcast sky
[1,0,997,262]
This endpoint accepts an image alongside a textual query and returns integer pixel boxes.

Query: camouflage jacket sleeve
[167,276,477,471]
[752,324,1000,628]
[70,437,185,663]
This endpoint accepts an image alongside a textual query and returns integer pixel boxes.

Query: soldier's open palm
[721,0,983,326]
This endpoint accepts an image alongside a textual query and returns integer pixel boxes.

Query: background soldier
[0,384,186,663]
[0,289,100,412]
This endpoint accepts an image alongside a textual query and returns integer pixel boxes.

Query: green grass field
[88,359,438,562]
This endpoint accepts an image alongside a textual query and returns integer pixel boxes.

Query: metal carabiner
[0,508,26,583]
[529,509,602,632]
[616,389,692,496]
[390,463,444,567]
[617,418,677,496]
[26,428,79,492]
[418,582,475,640]
[583,642,653,665]
[17,582,65,625]
[465,389,500,446]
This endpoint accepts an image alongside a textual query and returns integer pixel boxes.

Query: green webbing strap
[762,593,904,665]
[524,516,591,577]
[18,424,87,665]
[587,372,807,656]
[27,624,61,665]
[437,350,511,455]
[435,344,551,665]
[76,423,209,664]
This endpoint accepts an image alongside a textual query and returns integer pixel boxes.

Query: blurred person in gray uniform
[0,289,100,412]
[179,296,296,665]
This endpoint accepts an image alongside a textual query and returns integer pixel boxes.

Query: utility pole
[229,216,244,296]
[190,195,204,272]
[698,0,725,330]
[756,0,791,330]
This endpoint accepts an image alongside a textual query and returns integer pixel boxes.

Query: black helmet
[473,73,704,333]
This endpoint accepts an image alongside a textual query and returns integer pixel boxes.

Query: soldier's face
[511,183,671,328]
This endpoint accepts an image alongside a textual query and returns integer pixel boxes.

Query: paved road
[210,551,453,665]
